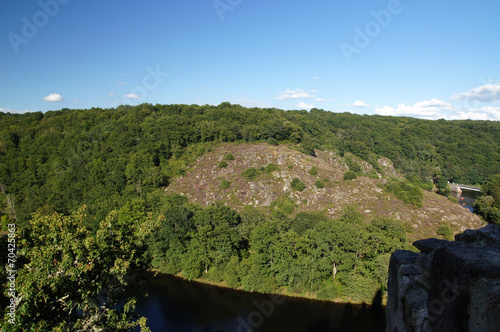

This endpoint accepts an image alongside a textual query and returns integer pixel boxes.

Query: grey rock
[386,224,500,332]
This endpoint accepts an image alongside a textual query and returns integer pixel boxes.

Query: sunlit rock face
[386,225,500,332]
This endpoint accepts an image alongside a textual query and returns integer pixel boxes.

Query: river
[132,273,385,332]
[439,188,481,213]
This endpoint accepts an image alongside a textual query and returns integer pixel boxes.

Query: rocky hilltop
[386,224,500,332]
[165,143,484,241]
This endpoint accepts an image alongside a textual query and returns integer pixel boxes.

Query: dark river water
[440,188,481,213]
[132,273,386,332]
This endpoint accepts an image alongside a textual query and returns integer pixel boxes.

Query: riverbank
[149,268,386,306]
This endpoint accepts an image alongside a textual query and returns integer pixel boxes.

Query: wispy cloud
[313,76,320,80]
[452,83,500,103]
[352,100,370,108]
[123,93,141,99]
[43,93,64,102]
[316,98,334,102]
[297,102,314,109]
[276,88,314,100]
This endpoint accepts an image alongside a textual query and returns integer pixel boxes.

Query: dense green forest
[1,103,499,226]
[1,103,499,329]
[1,193,411,330]
[147,195,412,301]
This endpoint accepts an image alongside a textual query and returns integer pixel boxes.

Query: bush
[206,265,224,282]
[270,195,297,215]
[314,179,324,189]
[225,153,235,161]
[308,166,318,176]
[291,178,306,191]
[344,170,357,180]
[385,177,424,207]
[265,163,279,174]
[345,156,362,173]
[267,138,279,146]
[437,223,454,240]
[241,168,259,180]
[317,280,343,300]
[435,176,450,192]
[447,196,458,203]
[220,180,231,189]
[218,161,228,168]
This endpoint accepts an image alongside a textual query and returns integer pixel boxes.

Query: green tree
[224,256,241,288]
[2,207,153,331]
[183,203,242,277]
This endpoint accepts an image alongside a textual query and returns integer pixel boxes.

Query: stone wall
[386,224,500,332]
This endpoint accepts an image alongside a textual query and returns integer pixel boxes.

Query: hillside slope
[165,143,484,241]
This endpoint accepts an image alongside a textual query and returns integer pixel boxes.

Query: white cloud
[109,93,116,96]
[123,93,141,99]
[374,98,454,119]
[297,102,314,109]
[316,98,334,102]
[415,98,453,110]
[277,88,314,100]
[117,81,126,85]
[311,89,319,93]
[43,93,64,102]
[352,100,370,108]
[448,106,500,121]
[313,76,320,80]
[452,84,500,102]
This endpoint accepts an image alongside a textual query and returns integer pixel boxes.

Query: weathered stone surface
[413,238,449,254]
[386,224,500,332]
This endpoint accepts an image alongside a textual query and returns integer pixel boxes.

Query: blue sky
[1,0,500,120]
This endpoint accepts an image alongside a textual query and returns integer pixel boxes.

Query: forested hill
[1,102,499,225]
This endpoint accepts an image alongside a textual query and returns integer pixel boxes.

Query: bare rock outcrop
[386,224,500,332]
